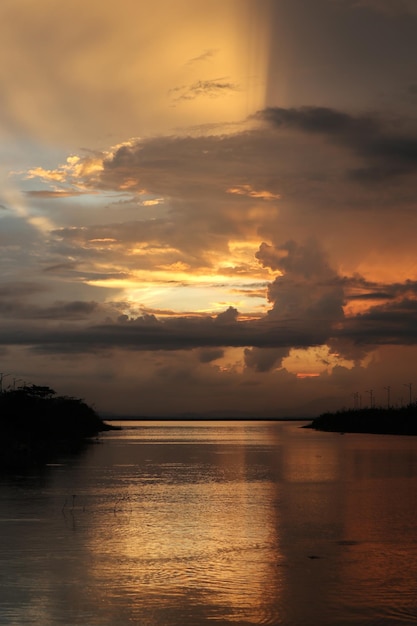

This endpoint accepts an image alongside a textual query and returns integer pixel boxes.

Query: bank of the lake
[305,403,417,435]
[0,385,114,469]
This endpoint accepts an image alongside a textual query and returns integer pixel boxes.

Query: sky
[1,0,417,417]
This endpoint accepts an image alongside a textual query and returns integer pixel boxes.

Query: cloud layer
[1,0,417,416]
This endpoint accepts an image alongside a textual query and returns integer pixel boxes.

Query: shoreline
[305,405,417,436]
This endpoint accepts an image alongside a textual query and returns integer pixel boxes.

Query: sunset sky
[1,0,417,417]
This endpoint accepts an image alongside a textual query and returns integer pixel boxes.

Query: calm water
[1,420,417,625]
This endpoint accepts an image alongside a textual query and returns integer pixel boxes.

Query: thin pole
[365,389,374,408]
[383,385,391,409]
[404,383,412,406]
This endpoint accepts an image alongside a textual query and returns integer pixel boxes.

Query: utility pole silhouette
[365,389,374,408]
[353,392,359,410]
[404,382,412,406]
[383,385,391,409]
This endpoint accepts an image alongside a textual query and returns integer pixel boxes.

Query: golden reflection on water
[3,422,417,625]
[76,423,417,625]
[83,422,284,624]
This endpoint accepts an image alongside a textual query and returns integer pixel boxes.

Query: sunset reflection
[82,422,284,623]
[3,423,417,625]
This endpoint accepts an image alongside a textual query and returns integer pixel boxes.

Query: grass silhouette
[305,403,417,435]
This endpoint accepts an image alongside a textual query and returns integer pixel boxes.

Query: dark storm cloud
[9,103,417,368]
[244,347,290,372]
[4,194,417,358]
[100,132,260,201]
[242,239,346,371]
[257,240,345,325]
[38,300,100,320]
[0,271,417,356]
[1,290,416,356]
[0,282,49,297]
[83,106,417,243]
[0,303,326,354]
[2,232,416,358]
[341,298,417,346]
[255,106,377,137]
[256,106,417,180]
[198,348,224,363]
[342,276,417,301]
[0,298,101,321]
[214,306,239,324]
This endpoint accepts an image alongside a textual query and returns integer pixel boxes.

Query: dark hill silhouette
[0,384,114,469]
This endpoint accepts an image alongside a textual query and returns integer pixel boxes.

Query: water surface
[1,420,417,625]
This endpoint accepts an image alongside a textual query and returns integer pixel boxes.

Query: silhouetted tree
[0,384,113,469]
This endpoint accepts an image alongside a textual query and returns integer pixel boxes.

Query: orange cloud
[227,185,281,200]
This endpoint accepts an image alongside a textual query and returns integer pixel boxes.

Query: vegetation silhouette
[305,403,417,435]
[0,384,114,469]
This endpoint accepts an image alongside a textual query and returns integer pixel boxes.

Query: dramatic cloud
[1,0,416,416]
[258,239,345,329]
[256,106,417,180]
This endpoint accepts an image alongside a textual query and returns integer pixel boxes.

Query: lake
[1,420,417,625]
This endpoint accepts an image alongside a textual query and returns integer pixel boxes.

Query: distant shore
[305,404,417,436]
[102,415,309,422]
